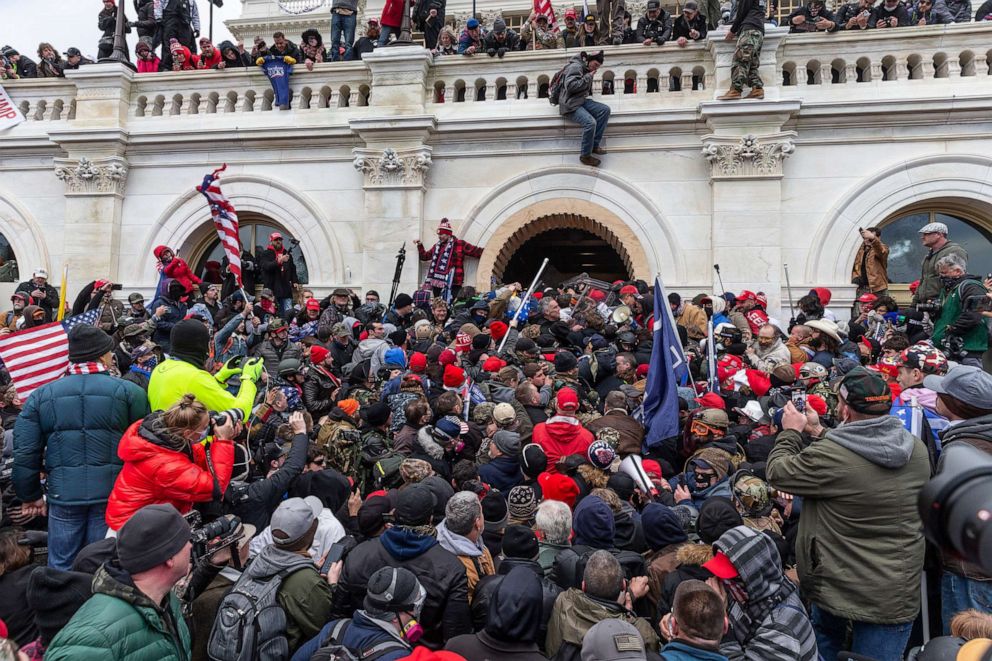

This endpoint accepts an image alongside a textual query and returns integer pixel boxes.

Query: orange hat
[338,399,359,417]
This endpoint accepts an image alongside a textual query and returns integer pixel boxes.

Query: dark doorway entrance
[502,227,630,286]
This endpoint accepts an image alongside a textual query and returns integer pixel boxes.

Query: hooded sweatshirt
[571,495,615,550]
[766,418,929,624]
[436,519,495,599]
[545,587,660,657]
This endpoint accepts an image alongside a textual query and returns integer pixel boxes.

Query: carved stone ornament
[54,157,129,195]
[353,147,433,188]
[701,133,796,179]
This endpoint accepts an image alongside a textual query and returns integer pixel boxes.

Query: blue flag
[643,277,690,447]
[259,56,294,109]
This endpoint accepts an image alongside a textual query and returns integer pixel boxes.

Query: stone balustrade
[2,21,991,127]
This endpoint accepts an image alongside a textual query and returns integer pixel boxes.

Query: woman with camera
[105,394,238,532]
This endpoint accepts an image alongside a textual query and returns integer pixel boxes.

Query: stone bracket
[700,132,796,180]
[54,156,129,197]
[352,146,433,190]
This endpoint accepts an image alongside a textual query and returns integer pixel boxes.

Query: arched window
[191,218,309,287]
[881,210,992,283]
[0,232,19,282]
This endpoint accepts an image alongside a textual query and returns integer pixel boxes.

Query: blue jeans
[812,604,913,661]
[378,25,398,46]
[47,502,108,571]
[941,572,992,634]
[330,12,356,61]
[564,98,611,157]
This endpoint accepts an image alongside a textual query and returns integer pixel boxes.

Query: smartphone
[320,542,346,575]
[791,387,807,413]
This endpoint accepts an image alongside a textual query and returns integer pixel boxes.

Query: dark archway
[493,213,634,286]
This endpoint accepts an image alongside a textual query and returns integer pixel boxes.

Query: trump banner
[0,84,25,131]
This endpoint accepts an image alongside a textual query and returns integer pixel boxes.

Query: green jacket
[46,563,192,661]
[914,240,967,305]
[932,278,989,353]
[545,588,660,657]
[766,419,930,624]
[147,358,257,417]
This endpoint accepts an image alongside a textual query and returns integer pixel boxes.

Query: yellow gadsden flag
[56,264,68,322]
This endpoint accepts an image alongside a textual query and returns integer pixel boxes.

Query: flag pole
[57,263,69,322]
[498,257,549,354]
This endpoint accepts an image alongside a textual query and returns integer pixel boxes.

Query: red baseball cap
[269,232,283,241]
[305,298,321,311]
[694,392,726,410]
[619,285,639,296]
[556,387,579,413]
[641,459,662,479]
[857,293,878,304]
[636,363,649,379]
[589,289,606,302]
[738,290,756,302]
[564,8,577,17]
[482,356,507,373]
[702,551,739,579]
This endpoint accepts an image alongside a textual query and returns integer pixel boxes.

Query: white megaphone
[620,455,657,498]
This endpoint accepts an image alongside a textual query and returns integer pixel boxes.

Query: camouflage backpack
[319,422,363,478]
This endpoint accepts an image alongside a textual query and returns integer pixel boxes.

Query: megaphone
[620,455,656,498]
[611,305,632,325]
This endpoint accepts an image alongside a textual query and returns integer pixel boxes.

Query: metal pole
[100,1,137,70]
[713,264,726,294]
[498,257,549,353]
[388,243,406,307]
[387,0,416,45]
[783,263,795,321]
[210,1,215,43]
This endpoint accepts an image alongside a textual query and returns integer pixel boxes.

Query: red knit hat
[745,369,771,397]
[437,218,454,236]
[443,364,466,388]
[439,348,457,366]
[556,387,579,413]
[482,357,506,373]
[806,393,828,416]
[153,245,170,259]
[717,355,744,383]
[409,352,427,373]
[539,472,579,509]
[489,321,508,341]
[635,364,649,379]
[455,332,472,353]
[641,459,663,479]
[310,345,330,364]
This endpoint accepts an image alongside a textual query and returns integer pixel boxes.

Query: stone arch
[456,166,685,290]
[0,186,51,279]
[804,153,992,286]
[137,174,353,287]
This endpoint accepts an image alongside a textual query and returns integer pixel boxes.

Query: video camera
[184,511,246,567]
[918,443,992,574]
[915,300,942,316]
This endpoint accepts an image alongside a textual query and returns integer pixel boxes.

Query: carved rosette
[353,147,433,189]
[701,133,796,179]
[54,157,129,196]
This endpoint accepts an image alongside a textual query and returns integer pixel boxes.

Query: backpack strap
[322,618,352,647]
[360,639,409,660]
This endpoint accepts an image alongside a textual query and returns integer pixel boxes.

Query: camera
[918,443,992,574]
[185,511,244,563]
[915,301,942,316]
[940,334,968,361]
[210,408,244,435]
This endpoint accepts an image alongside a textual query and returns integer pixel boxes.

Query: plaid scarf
[426,239,455,289]
[67,362,108,375]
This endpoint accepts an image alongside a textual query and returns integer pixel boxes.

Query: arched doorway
[880,203,992,283]
[492,213,635,286]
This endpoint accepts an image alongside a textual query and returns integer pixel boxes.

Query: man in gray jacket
[558,50,611,167]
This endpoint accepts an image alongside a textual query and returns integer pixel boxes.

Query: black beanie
[170,319,210,368]
[521,443,547,478]
[607,472,636,502]
[117,504,191,574]
[501,524,539,560]
[554,351,578,373]
[364,566,422,614]
[393,293,413,309]
[472,333,491,351]
[358,494,392,538]
[388,329,408,347]
[67,325,115,363]
[363,401,391,428]
[27,566,93,645]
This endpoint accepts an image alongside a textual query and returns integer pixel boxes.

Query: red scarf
[67,362,108,375]
[267,244,286,257]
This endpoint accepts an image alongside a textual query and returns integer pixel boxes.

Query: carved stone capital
[54,157,128,196]
[700,132,796,180]
[352,147,433,189]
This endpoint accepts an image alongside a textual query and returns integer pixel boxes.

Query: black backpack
[311,619,409,661]
[548,64,569,105]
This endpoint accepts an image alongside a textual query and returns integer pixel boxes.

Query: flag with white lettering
[196,164,242,288]
[643,277,690,447]
[0,83,25,131]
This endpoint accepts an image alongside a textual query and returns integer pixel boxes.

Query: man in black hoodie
[717,0,766,100]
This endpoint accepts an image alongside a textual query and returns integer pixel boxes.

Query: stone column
[708,27,787,97]
[50,63,134,292]
[700,101,799,318]
[349,47,437,295]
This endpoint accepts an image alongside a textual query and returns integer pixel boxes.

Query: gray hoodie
[825,415,918,469]
[436,519,484,558]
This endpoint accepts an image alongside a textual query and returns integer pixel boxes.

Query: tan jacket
[851,237,890,292]
[458,546,496,601]
[677,303,708,341]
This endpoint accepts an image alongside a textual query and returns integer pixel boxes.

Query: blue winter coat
[13,373,149,505]
[477,455,523,492]
[291,612,410,661]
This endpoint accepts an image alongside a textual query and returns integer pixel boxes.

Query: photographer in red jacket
[105,393,239,531]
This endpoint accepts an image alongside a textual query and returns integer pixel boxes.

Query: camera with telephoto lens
[184,511,244,562]
[915,300,942,316]
[918,443,992,574]
[210,408,244,435]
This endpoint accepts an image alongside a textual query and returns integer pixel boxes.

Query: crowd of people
[0,215,991,661]
[3,0,991,82]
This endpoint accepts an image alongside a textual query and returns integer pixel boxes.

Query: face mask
[402,619,424,643]
[940,275,962,289]
[142,355,159,371]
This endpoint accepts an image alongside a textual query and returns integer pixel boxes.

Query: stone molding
[352,147,433,189]
[700,132,796,179]
[54,157,128,196]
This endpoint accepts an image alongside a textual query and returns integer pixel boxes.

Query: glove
[486,48,497,57]
[612,36,623,45]
[497,47,507,58]
[193,29,200,39]
[241,357,265,383]
[215,358,242,383]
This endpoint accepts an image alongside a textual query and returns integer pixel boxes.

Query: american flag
[0,309,101,400]
[534,0,559,29]
[196,164,242,289]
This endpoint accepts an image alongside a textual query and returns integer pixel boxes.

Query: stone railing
[126,62,373,118]
[777,22,992,96]
[426,42,713,106]
[1,78,77,123]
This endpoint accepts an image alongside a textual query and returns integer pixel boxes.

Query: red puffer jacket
[105,413,234,530]
[154,245,201,295]
[532,415,594,473]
